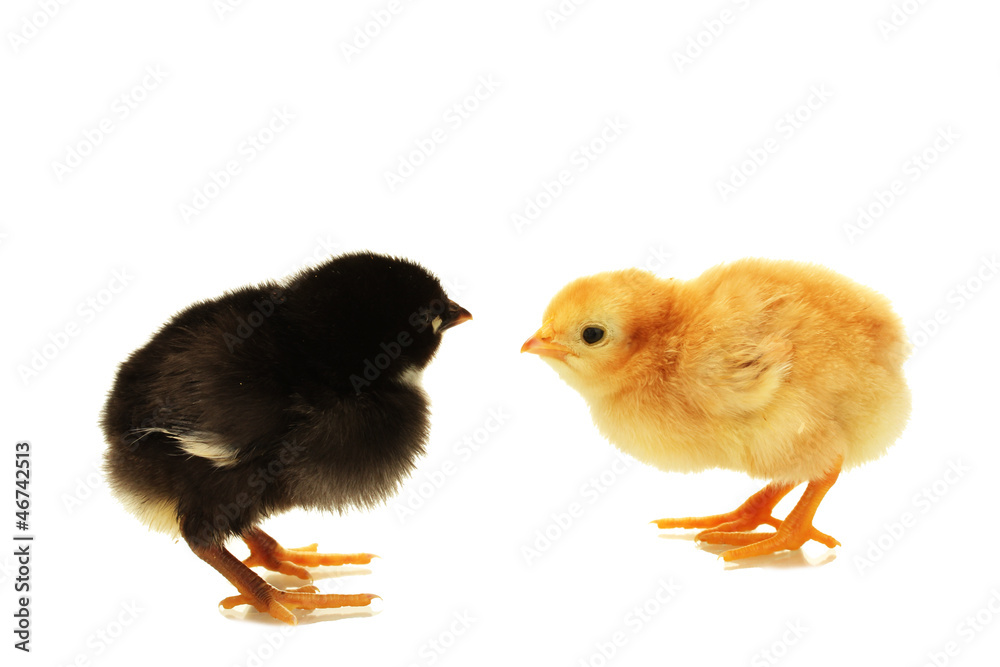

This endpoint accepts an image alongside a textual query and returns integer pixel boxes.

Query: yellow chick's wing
[690,331,793,419]
[676,277,796,421]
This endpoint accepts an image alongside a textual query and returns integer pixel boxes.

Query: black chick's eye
[582,326,605,345]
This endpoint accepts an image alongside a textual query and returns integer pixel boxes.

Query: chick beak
[521,320,571,360]
[435,300,473,333]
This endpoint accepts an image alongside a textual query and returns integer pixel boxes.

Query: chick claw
[220,586,379,626]
[242,528,377,581]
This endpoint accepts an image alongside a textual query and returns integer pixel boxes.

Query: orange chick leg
[187,538,377,626]
[713,459,843,561]
[654,475,838,549]
[241,527,377,580]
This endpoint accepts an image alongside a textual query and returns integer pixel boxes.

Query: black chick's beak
[437,299,472,333]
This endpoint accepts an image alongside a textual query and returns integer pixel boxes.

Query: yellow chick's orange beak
[520,321,572,360]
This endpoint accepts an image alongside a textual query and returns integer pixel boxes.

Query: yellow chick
[521,258,911,560]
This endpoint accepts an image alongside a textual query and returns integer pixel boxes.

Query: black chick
[101,252,471,624]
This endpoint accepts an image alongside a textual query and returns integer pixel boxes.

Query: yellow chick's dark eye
[582,326,605,345]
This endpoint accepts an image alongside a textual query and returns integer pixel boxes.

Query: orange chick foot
[220,585,379,625]
[242,527,377,580]
[653,481,795,533]
[718,461,841,560]
[655,458,843,561]
[698,525,840,550]
[188,538,379,626]
[714,524,841,561]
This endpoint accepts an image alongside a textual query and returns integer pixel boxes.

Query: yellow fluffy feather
[522,258,911,559]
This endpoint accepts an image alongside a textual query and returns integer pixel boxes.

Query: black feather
[101,252,466,548]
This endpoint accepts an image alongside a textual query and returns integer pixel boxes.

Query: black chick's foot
[242,527,377,581]
[220,585,379,626]
[189,535,378,625]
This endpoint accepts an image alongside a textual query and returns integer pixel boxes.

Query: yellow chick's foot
[716,459,842,561]
[220,586,379,625]
[653,481,796,533]
[653,458,843,557]
[242,527,377,580]
[698,526,840,549]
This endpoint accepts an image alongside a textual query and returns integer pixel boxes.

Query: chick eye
[582,326,605,345]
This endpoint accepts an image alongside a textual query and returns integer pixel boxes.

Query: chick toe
[698,524,839,549]
[242,527,376,581]
[272,588,379,611]
[653,481,795,532]
[221,587,378,625]
[220,593,297,625]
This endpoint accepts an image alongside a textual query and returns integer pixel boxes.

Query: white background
[3,1,999,666]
